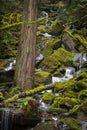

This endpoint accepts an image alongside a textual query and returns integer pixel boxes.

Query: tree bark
[15,0,37,90]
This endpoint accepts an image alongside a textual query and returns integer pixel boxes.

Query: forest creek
[0,0,87,130]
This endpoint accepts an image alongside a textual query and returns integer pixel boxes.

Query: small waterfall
[64,67,75,79]
[0,108,14,130]
[52,67,75,83]
[4,60,16,71]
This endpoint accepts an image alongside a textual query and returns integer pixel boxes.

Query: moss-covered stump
[40,48,75,73]
[34,69,51,86]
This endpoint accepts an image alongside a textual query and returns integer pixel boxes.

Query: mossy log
[4,84,55,103]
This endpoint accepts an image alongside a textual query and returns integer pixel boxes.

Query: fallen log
[4,84,55,103]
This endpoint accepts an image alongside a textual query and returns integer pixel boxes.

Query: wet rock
[62,33,76,52]
[0,69,14,83]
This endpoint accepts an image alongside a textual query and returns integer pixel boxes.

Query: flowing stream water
[0,108,14,130]
[1,53,87,130]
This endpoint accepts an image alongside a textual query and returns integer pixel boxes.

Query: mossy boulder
[42,92,55,103]
[40,48,75,73]
[54,79,76,92]
[50,96,78,113]
[34,70,51,86]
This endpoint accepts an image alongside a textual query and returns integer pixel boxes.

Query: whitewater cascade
[0,108,14,130]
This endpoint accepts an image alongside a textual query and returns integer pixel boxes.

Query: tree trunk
[15,0,37,90]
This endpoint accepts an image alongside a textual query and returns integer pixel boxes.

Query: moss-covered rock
[34,69,51,86]
[54,79,76,92]
[50,96,78,112]
[74,34,87,52]
[42,37,61,57]
[42,92,55,103]
[75,79,87,92]
[40,48,75,73]
[64,118,81,130]
[76,71,87,81]
[78,89,87,100]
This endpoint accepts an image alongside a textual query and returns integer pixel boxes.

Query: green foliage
[42,92,55,103]
[9,86,20,96]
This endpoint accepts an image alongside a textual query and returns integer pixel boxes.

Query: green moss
[34,70,51,85]
[78,89,87,99]
[54,79,76,92]
[74,34,87,49]
[64,28,75,40]
[50,20,64,34]
[26,85,46,96]
[42,92,55,103]
[64,90,76,98]
[9,86,20,96]
[65,118,81,130]
[51,96,77,111]
[76,71,87,81]
[53,67,65,77]
[41,48,75,72]
[0,60,8,71]
[0,92,4,101]
[43,38,61,57]
[18,97,38,112]
[75,79,87,91]
[38,25,47,33]
[70,105,81,113]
